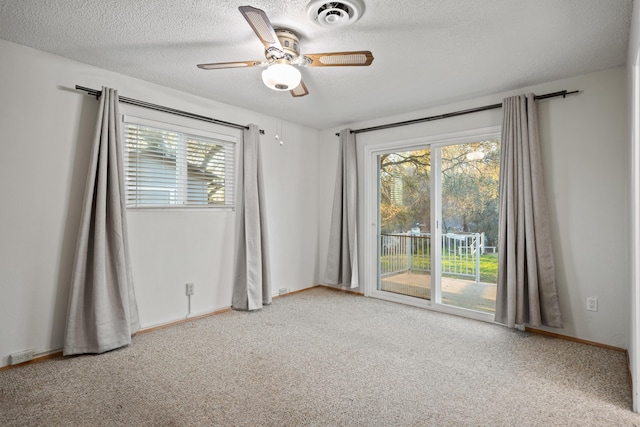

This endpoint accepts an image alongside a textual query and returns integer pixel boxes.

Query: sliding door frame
[363,126,501,322]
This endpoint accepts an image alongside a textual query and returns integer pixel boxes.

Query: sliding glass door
[378,148,432,299]
[439,140,500,313]
[372,132,500,319]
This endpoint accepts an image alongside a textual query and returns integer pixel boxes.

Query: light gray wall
[0,39,321,367]
[319,67,630,349]
[627,0,640,412]
[0,36,631,368]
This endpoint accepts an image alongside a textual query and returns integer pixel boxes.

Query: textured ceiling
[0,0,633,129]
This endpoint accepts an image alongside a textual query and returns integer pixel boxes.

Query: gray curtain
[64,87,140,355]
[325,129,359,288]
[495,93,563,328]
[232,124,272,310]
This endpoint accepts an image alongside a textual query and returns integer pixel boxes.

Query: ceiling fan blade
[302,51,374,67]
[197,60,264,70]
[238,5,284,52]
[290,80,309,97]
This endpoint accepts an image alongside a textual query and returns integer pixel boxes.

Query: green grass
[440,252,498,283]
[478,253,498,284]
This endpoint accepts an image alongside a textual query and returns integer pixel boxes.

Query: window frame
[363,126,501,323]
[121,115,238,210]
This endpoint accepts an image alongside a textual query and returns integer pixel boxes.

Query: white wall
[0,34,631,367]
[319,67,629,349]
[0,39,321,367]
[627,0,640,412]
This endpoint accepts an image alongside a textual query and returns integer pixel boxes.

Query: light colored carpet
[1,286,638,426]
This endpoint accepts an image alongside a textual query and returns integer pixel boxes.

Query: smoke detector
[306,0,365,28]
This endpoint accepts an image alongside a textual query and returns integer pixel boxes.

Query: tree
[441,140,500,246]
[379,150,431,234]
[378,140,500,246]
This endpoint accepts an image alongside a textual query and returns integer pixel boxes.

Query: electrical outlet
[586,296,598,312]
[186,282,194,296]
[10,349,34,365]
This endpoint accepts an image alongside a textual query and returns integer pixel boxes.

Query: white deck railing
[380,232,484,282]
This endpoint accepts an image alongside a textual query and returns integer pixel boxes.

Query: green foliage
[441,140,500,246]
[379,150,431,233]
[378,140,500,245]
[378,140,501,286]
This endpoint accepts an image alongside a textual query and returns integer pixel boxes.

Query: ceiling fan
[197,5,374,97]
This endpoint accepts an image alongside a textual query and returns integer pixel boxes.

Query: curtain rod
[75,85,264,134]
[335,90,579,136]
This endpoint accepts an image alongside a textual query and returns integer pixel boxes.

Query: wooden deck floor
[380,272,497,313]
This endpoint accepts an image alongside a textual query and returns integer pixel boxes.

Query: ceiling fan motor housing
[270,29,301,62]
[306,0,365,27]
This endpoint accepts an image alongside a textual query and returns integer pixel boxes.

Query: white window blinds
[122,116,236,208]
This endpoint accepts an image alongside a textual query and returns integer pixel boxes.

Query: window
[365,126,501,323]
[122,116,236,208]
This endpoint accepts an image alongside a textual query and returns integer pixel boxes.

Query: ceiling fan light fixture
[197,5,374,98]
[466,150,485,161]
[262,63,302,91]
